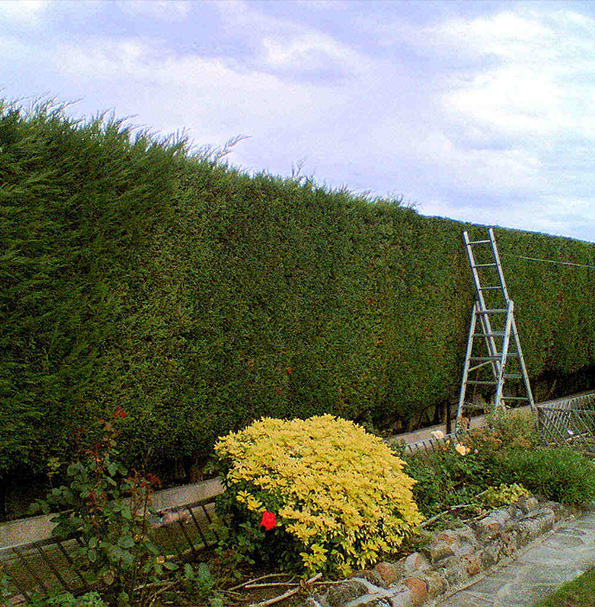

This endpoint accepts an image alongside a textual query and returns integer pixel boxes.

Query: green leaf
[118,535,135,549]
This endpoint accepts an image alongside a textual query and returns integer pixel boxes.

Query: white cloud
[294,0,348,9]
[0,34,31,59]
[262,32,370,77]
[119,1,191,22]
[425,11,555,61]
[428,10,595,142]
[444,65,562,140]
[423,193,595,242]
[215,0,371,79]
[51,36,342,145]
[394,8,595,241]
[0,0,49,26]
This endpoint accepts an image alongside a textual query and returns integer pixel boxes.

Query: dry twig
[147,580,180,607]
[229,573,291,592]
[245,582,298,589]
[419,503,478,528]
[248,573,322,607]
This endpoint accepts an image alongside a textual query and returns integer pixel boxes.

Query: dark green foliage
[492,447,595,506]
[405,449,497,518]
[406,441,595,515]
[2,99,595,479]
[28,592,107,607]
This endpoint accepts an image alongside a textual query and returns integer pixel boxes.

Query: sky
[1,0,595,243]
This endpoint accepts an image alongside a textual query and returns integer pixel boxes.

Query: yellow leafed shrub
[214,414,423,575]
[481,483,530,508]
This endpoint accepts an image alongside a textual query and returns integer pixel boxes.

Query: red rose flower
[260,510,277,531]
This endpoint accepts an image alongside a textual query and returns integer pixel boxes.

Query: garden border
[2,390,593,605]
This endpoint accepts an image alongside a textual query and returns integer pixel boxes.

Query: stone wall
[306,497,573,607]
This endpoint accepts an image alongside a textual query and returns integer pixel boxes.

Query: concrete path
[433,506,595,607]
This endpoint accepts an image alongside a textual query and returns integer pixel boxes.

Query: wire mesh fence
[0,496,219,606]
[537,391,595,453]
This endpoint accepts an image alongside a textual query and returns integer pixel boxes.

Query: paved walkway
[434,506,595,607]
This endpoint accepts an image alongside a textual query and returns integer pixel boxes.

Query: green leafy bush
[407,411,595,515]
[34,409,173,606]
[214,415,423,576]
[491,447,595,506]
[456,414,595,507]
[404,445,497,518]
[178,563,225,607]
[485,409,539,450]
[480,483,530,508]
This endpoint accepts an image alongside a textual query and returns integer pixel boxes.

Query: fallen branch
[229,573,291,592]
[419,503,479,529]
[248,573,322,607]
[245,582,299,589]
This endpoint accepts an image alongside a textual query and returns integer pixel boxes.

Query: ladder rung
[473,334,518,340]
[475,352,518,358]
[479,286,501,291]
[474,332,505,337]
[501,396,530,401]
[467,380,498,385]
[473,263,498,267]
[468,239,491,245]
[469,363,493,372]
[503,373,523,379]
[475,309,508,314]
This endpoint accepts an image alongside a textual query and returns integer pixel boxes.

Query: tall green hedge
[2,102,595,479]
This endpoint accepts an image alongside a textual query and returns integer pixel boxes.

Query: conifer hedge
[2,101,595,479]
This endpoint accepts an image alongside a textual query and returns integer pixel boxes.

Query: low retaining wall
[0,478,223,550]
[305,497,573,607]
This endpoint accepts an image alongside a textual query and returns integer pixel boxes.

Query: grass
[534,568,595,607]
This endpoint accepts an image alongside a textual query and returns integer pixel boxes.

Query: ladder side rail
[510,316,536,411]
[488,227,534,410]
[463,231,501,376]
[463,231,485,297]
[493,301,514,411]
[488,227,511,301]
[455,303,479,436]
[477,313,501,381]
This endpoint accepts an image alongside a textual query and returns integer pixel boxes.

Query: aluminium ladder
[454,228,535,435]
